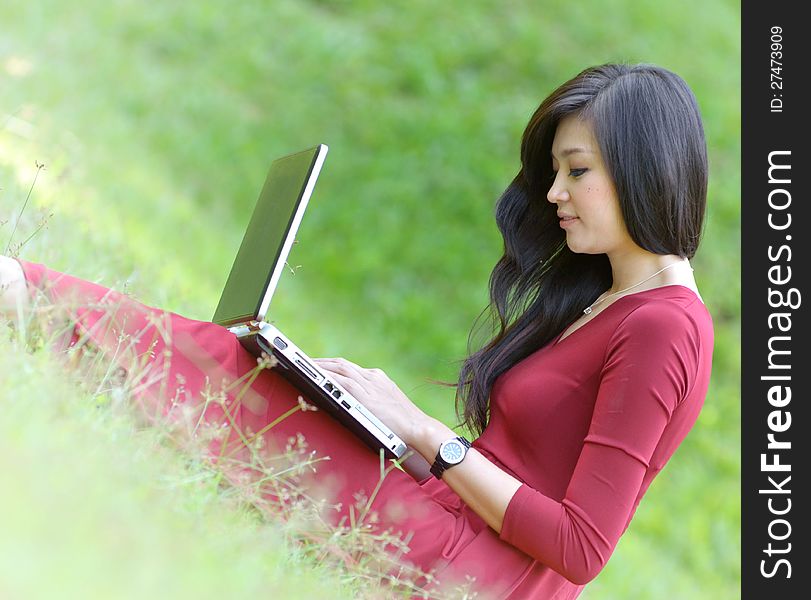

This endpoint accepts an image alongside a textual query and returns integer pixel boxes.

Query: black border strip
[742,2,808,596]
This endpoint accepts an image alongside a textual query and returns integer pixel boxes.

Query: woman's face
[547,115,634,256]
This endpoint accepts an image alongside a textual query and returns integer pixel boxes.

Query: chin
[564,239,602,255]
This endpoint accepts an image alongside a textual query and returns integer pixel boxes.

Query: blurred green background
[1,0,740,598]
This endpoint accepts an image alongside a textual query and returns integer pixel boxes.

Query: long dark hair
[454,63,709,436]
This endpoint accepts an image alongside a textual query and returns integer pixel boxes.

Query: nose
[546,171,570,204]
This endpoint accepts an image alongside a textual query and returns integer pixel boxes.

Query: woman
[2,62,713,599]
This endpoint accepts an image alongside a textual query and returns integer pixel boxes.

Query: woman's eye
[550,168,587,180]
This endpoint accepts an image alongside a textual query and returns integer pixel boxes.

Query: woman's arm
[0,256,28,317]
[396,449,430,481]
[313,357,524,532]
[410,417,523,532]
[315,300,706,584]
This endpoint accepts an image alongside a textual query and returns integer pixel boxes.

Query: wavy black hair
[453,63,709,436]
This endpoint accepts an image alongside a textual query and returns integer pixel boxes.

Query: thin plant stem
[224,403,302,458]
[5,161,44,255]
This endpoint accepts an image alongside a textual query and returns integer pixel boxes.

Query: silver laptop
[212,144,407,459]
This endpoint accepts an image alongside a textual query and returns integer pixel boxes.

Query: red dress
[17,259,713,599]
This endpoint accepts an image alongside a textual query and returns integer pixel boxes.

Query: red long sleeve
[476,290,712,584]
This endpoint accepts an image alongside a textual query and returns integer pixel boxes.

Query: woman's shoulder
[611,285,714,354]
[619,285,711,324]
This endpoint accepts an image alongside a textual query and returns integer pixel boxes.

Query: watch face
[440,440,465,464]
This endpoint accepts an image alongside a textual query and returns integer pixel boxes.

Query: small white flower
[296,395,318,412]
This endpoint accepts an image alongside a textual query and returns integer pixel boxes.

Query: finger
[314,357,352,369]
[326,357,369,379]
[359,365,387,383]
[327,371,363,398]
[316,357,377,384]
[314,358,344,373]
[313,358,337,365]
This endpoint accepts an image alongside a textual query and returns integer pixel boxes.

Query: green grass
[2,1,740,598]
[0,328,353,599]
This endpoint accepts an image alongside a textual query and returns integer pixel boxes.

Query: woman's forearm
[399,449,432,481]
[410,418,523,533]
[298,357,526,531]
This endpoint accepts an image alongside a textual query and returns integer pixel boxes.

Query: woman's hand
[314,356,524,534]
[312,357,432,447]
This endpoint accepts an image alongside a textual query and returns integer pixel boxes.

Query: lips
[557,214,578,221]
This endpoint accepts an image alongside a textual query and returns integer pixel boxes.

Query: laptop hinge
[227,321,264,337]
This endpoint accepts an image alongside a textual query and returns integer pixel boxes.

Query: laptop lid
[212,144,328,328]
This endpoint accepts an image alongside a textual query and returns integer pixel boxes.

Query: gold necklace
[583,260,690,315]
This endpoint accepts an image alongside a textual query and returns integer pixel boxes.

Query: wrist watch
[430,436,472,479]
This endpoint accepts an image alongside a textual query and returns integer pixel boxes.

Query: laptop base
[237,327,407,460]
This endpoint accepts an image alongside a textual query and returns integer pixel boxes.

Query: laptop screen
[212,144,328,327]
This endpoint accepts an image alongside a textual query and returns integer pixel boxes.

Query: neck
[606,248,687,293]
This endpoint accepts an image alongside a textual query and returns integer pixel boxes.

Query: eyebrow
[550,147,594,159]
